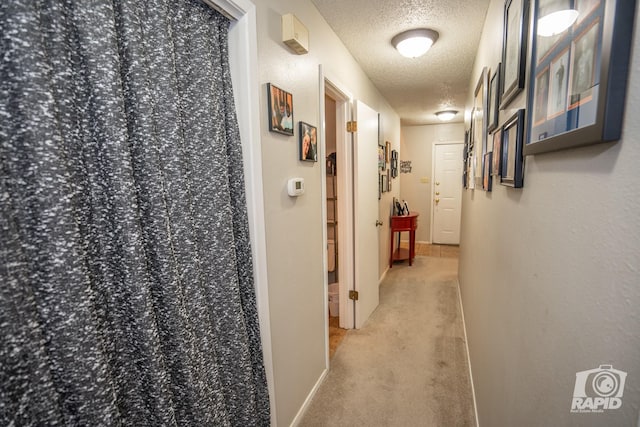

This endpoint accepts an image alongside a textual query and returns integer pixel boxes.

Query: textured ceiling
[310,0,491,125]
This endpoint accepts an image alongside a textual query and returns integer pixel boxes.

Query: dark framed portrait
[525,0,636,155]
[267,83,294,135]
[299,122,317,162]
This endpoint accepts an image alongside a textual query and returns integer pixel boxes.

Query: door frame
[319,66,355,336]
[217,0,276,423]
[430,141,464,244]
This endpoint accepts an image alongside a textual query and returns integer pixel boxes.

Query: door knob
[435,182,440,186]
[435,191,440,195]
[375,220,383,227]
[435,198,440,204]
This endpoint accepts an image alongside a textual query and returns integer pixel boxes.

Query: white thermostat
[287,177,305,196]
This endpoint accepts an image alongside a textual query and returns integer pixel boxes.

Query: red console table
[389,212,419,268]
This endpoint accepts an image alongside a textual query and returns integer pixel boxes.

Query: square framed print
[501,109,525,188]
[267,83,294,135]
[524,0,636,155]
[299,122,317,162]
[501,0,529,109]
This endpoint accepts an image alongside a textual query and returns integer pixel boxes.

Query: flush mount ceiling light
[537,9,579,37]
[436,110,458,121]
[391,28,439,58]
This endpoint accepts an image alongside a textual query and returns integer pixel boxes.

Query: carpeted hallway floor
[299,255,476,426]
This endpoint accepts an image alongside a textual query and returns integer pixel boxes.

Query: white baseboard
[378,265,389,285]
[456,279,480,427]
[289,368,328,427]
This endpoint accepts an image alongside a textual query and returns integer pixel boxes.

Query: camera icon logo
[571,365,627,413]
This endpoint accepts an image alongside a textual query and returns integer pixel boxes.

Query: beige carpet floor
[300,256,476,427]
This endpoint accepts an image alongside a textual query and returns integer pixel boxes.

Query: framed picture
[381,172,388,193]
[299,122,318,162]
[378,144,385,170]
[483,152,493,191]
[487,64,501,132]
[472,67,489,187]
[267,83,294,135]
[501,109,525,188]
[491,129,502,176]
[500,0,529,109]
[385,141,391,163]
[390,149,398,178]
[524,0,636,155]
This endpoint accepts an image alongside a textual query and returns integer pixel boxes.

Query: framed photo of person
[500,0,529,109]
[299,122,318,162]
[267,83,294,135]
[525,0,636,155]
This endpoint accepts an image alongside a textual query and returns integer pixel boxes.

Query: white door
[432,143,463,244]
[353,100,380,329]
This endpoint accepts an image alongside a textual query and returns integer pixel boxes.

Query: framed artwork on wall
[483,152,493,191]
[501,0,529,109]
[524,0,636,155]
[501,109,525,188]
[267,83,294,135]
[299,122,317,162]
[378,144,385,170]
[488,64,501,132]
[491,129,502,177]
[391,149,398,178]
[472,67,489,187]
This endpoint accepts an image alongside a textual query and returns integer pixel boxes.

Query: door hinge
[349,290,359,301]
[346,121,357,133]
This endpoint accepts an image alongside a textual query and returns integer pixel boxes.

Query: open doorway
[322,77,352,359]
[324,93,345,358]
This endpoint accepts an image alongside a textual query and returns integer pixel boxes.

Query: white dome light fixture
[392,28,439,58]
[436,110,458,122]
[537,9,579,37]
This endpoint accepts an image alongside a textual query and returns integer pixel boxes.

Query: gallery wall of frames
[463,0,636,191]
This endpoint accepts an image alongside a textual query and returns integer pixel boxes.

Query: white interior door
[353,100,380,329]
[432,143,463,244]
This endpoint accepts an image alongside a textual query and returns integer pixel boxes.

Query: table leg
[389,228,394,268]
[409,230,415,266]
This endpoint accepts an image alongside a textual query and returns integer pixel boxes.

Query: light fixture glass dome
[436,110,458,121]
[392,29,439,58]
[537,9,579,37]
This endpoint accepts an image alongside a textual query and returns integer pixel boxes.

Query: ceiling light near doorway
[537,9,579,37]
[436,110,458,121]
[391,29,439,58]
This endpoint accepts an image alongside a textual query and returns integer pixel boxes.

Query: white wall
[400,123,465,242]
[459,1,640,426]
[254,1,400,424]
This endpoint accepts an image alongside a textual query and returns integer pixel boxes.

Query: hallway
[300,252,475,426]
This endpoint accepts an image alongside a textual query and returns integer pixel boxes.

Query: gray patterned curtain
[0,1,269,425]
